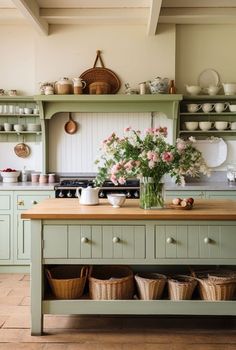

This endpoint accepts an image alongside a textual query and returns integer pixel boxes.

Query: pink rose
[124,161,133,170]
[148,160,155,169]
[110,174,118,185]
[176,140,186,152]
[118,176,126,185]
[162,151,174,163]
[147,150,153,160]
[124,127,131,132]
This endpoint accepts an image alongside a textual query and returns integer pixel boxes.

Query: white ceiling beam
[40,8,148,25]
[160,7,236,24]
[38,0,150,9]
[162,0,236,8]
[147,0,162,36]
[12,0,48,35]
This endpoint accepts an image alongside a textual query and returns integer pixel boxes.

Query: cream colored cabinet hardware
[17,200,24,206]
[112,236,120,243]
[81,236,89,243]
[166,237,174,244]
[31,200,38,205]
[204,237,211,244]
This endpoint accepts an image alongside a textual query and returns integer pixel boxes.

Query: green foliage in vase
[94,127,210,186]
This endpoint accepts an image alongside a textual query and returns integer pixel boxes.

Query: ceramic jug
[76,186,100,205]
[72,78,86,94]
[148,77,169,94]
[55,77,73,95]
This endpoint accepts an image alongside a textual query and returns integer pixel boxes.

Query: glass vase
[140,177,165,209]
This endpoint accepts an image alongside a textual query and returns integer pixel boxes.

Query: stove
[55,177,140,199]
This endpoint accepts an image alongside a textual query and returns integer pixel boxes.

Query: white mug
[184,121,198,131]
[214,102,229,113]
[201,103,214,113]
[4,123,13,131]
[230,122,236,130]
[199,121,212,131]
[187,104,201,113]
[214,121,229,130]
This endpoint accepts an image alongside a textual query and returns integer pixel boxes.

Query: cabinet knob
[81,237,89,243]
[166,237,174,244]
[112,237,120,243]
[31,200,38,205]
[204,237,211,244]
[17,200,24,206]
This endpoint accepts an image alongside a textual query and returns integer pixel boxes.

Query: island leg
[31,220,43,335]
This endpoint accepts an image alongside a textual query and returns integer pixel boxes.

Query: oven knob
[134,191,139,198]
[99,191,105,198]
[126,191,132,198]
[58,191,64,198]
[67,191,72,198]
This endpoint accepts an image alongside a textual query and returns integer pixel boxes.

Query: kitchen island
[22,198,236,335]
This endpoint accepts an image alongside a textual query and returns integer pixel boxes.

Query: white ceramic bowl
[223,83,236,95]
[1,171,20,183]
[229,105,236,112]
[27,124,41,132]
[24,107,33,114]
[184,121,198,131]
[186,85,201,96]
[107,193,126,208]
[14,124,25,132]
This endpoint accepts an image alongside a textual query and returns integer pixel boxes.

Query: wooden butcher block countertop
[21,198,236,220]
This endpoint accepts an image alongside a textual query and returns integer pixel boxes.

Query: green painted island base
[29,218,236,336]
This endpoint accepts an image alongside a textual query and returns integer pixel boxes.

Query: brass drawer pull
[17,200,24,206]
[81,237,89,243]
[166,237,174,244]
[112,237,120,243]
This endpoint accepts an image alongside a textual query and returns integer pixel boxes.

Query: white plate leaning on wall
[197,69,220,89]
[194,138,227,168]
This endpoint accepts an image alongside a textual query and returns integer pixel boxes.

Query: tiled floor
[0,273,235,350]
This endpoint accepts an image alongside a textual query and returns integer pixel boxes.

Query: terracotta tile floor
[0,273,235,350]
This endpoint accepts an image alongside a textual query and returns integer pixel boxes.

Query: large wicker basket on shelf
[195,270,236,301]
[46,265,88,300]
[168,275,197,300]
[89,265,134,300]
[135,272,167,300]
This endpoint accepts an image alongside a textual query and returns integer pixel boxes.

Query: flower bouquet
[95,127,209,209]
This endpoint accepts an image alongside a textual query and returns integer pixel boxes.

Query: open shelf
[0,131,42,134]
[43,299,236,316]
[0,114,39,117]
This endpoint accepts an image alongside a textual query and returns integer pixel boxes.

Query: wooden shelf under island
[22,198,236,335]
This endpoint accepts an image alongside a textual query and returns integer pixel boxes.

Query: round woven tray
[80,50,121,94]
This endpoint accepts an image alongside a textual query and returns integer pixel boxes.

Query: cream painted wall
[176,24,236,170]
[0,23,176,172]
[176,24,236,93]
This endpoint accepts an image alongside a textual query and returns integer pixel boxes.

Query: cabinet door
[68,225,145,260]
[155,224,236,260]
[0,215,10,260]
[43,225,68,258]
[17,215,30,260]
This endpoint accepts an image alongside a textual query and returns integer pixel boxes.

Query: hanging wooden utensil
[14,142,31,158]
[64,113,78,134]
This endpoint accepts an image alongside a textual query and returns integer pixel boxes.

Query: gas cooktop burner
[55,177,140,199]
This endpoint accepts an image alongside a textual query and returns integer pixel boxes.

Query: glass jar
[140,177,165,209]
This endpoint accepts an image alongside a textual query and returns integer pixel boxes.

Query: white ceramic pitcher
[76,186,100,205]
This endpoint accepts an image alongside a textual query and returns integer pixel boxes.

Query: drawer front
[16,194,51,210]
[43,224,146,259]
[206,191,236,200]
[155,225,236,259]
[0,194,11,210]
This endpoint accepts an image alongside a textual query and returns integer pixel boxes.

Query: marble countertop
[0,182,58,190]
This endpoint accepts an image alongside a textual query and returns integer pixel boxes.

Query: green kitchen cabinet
[165,190,205,200]
[0,191,13,264]
[14,191,54,264]
[206,191,236,200]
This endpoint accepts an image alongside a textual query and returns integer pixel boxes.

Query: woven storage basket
[46,265,88,299]
[89,265,134,300]
[195,270,236,301]
[168,275,197,300]
[135,272,167,300]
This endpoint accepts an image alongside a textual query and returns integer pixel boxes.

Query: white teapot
[76,186,100,205]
